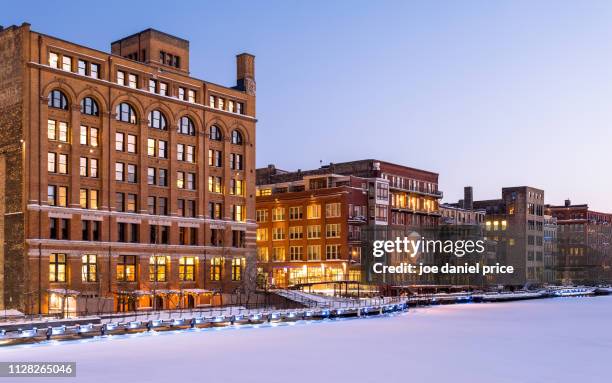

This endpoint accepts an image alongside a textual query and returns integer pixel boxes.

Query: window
[147,138,156,156]
[209,202,223,219]
[47,120,69,142]
[230,179,244,196]
[117,255,136,282]
[80,126,99,147]
[178,87,185,100]
[228,100,235,113]
[147,167,156,185]
[128,73,138,89]
[158,169,168,186]
[209,95,215,108]
[326,244,340,260]
[272,207,285,221]
[158,140,167,158]
[178,116,195,135]
[116,192,125,212]
[79,189,98,209]
[126,193,137,212]
[115,162,125,181]
[289,226,304,240]
[47,185,67,207]
[232,230,246,248]
[186,173,195,190]
[188,89,196,103]
[47,152,56,173]
[81,254,97,282]
[48,90,68,109]
[90,63,100,79]
[80,97,99,116]
[208,149,222,167]
[62,55,72,71]
[230,153,243,170]
[289,207,303,220]
[231,258,244,281]
[272,227,285,241]
[218,98,225,110]
[159,82,167,96]
[127,134,137,153]
[78,59,86,75]
[308,245,321,261]
[49,52,59,68]
[256,209,268,223]
[232,205,245,221]
[148,79,157,93]
[149,256,167,282]
[177,144,185,161]
[127,164,137,183]
[117,70,125,86]
[307,225,321,239]
[326,203,341,218]
[158,197,168,215]
[208,176,222,193]
[148,110,167,130]
[256,228,268,241]
[257,248,269,262]
[49,253,66,282]
[177,172,185,189]
[290,246,303,261]
[57,154,68,174]
[326,223,340,238]
[231,130,243,145]
[115,132,125,151]
[179,257,195,281]
[116,103,137,124]
[307,204,321,219]
[210,257,223,281]
[237,102,244,115]
[273,247,286,262]
[209,125,222,141]
[185,145,195,163]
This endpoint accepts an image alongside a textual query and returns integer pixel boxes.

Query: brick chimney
[236,53,256,95]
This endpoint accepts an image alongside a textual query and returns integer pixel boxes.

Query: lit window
[81,254,97,282]
[49,253,66,282]
[179,257,195,281]
[149,256,167,282]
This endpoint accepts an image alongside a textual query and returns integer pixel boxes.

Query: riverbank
[1,295,610,383]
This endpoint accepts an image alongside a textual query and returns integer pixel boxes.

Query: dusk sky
[4,0,612,211]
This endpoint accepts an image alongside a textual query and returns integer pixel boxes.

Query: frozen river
[2,296,611,383]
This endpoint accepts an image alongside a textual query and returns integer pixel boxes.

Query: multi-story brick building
[255,160,442,290]
[546,200,612,284]
[474,186,546,286]
[0,24,257,315]
[542,214,558,284]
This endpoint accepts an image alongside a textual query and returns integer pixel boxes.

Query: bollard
[46,326,52,340]
[230,315,235,325]
[146,321,152,331]
[101,325,106,336]
[190,318,196,328]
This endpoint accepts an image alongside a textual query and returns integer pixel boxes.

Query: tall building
[542,214,558,284]
[546,200,612,284]
[255,160,442,290]
[0,24,257,315]
[474,186,545,286]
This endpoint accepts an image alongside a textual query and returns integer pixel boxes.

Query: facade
[474,186,545,286]
[546,200,612,284]
[255,160,442,290]
[542,214,558,284]
[0,24,257,315]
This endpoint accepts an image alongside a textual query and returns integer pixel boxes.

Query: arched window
[178,116,195,136]
[48,90,68,109]
[116,103,137,124]
[209,125,222,141]
[148,110,167,130]
[80,97,99,116]
[231,130,243,145]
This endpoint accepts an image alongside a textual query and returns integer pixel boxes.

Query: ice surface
[1,296,611,383]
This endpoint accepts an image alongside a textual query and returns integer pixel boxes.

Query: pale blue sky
[4,0,612,211]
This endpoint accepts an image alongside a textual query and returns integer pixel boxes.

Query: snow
[1,296,611,383]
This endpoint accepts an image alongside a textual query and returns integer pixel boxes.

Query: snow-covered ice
[1,296,611,383]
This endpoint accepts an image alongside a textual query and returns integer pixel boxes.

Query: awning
[47,288,80,296]
[181,288,212,295]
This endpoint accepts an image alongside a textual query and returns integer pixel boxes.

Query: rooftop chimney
[236,53,256,95]
[464,186,473,210]
[565,199,571,207]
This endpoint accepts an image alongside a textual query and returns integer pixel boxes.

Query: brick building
[0,24,257,315]
[255,160,442,290]
[474,186,546,286]
[546,200,612,284]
